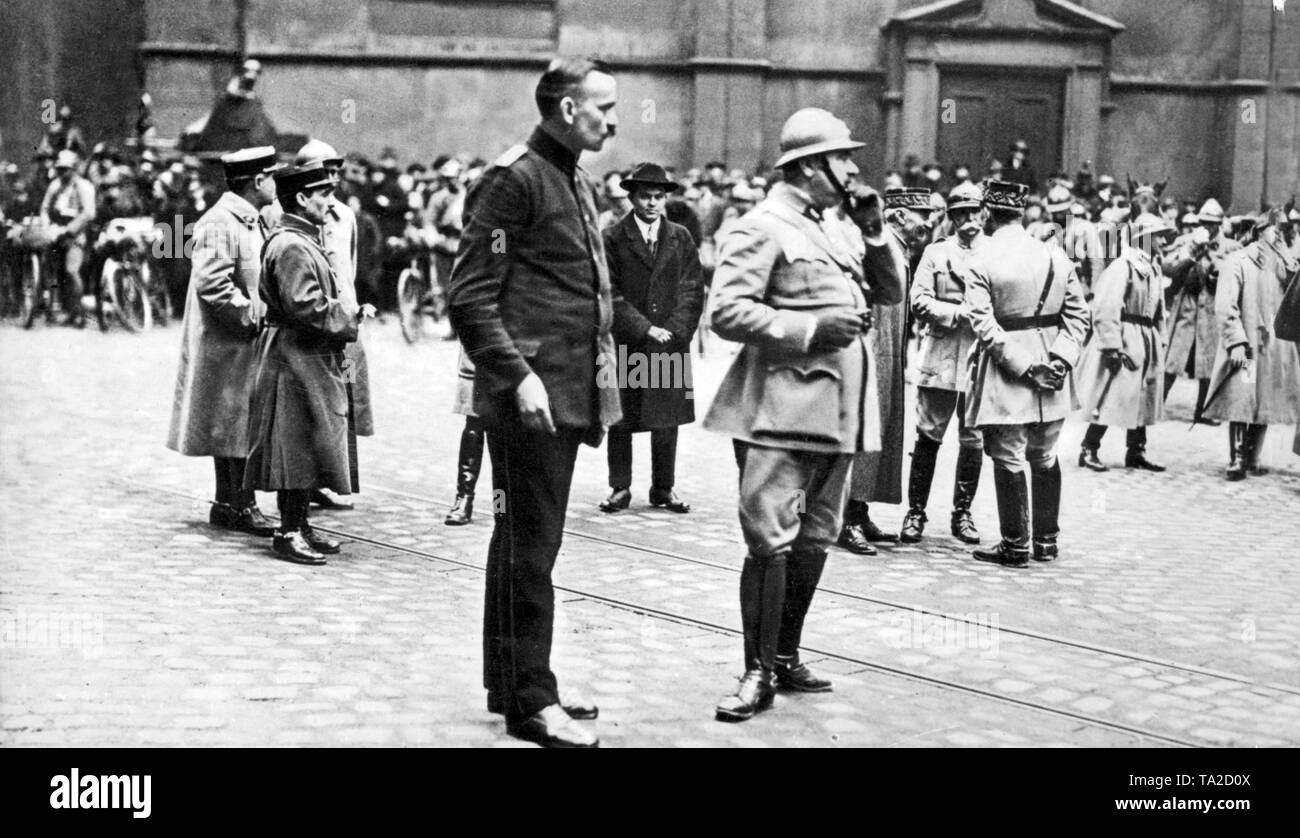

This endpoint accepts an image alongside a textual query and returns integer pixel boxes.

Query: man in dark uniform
[244,163,375,565]
[449,57,622,748]
[838,187,932,554]
[599,162,704,514]
[964,180,1090,567]
[167,147,279,537]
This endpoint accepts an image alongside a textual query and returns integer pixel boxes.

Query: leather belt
[998,313,1062,331]
[1121,312,1155,327]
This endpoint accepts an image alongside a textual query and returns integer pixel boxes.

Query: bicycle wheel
[143,262,169,327]
[96,259,115,332]
[108,265,149,333]
[396,267,425,344]
[21,252,41,329]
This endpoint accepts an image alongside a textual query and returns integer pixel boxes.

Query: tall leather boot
[1078,424,1109,471]
[445,424,485,525]
[210,458,238,528]
[1030,459,1062,562]
[228,458,274,537]
[1225,422,1246,481]
[900,437,940,543]
[950,445,982,544]
[1124,427,1165,472]
[716,553,784,721]
[1244,424,1269,476]
[1195,379,1219,425]
[775,548,831,692]
[972,468,1030,568]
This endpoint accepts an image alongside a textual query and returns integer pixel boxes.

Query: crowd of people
[5,60,1298,749]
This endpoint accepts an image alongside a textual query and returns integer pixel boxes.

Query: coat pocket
[751,360,842,444]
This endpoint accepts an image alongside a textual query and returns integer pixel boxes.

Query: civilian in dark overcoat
[599,162,704,514]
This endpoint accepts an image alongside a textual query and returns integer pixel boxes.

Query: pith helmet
[1197,198,1225,224]
[774,108,865,168]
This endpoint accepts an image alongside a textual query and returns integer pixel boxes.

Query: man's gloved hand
[1025,361,1065,392]
[809,309,864,351]
[1101,348,1124,373]
[1228,344,1249,371]
[846,184,883,237]
[1048,357,1070,381]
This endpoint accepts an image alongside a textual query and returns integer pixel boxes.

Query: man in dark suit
[449,57,622,749]
[599,163,704,514]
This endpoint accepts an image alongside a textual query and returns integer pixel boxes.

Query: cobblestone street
[3,319,1299,748]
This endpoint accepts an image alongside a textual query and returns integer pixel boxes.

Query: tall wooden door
[936,67,1065,185]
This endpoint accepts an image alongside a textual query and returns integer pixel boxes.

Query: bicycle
[394,236,448,344]
[95,217,167,333]
[14,218,61,329]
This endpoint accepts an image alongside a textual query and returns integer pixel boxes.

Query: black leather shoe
[506,705,598,748]
[559,689,599,720]
[972,541,1030,568]
[1124,449,1166,472]
[273,530,327,565]
[715,669,775,722]
[301,524,341,555]
[209,502,239,529]
[899,508,926,543]
[774,657,832,693]
[1078,447,1109,472]
[648,488,690,513]
[836,524,877,555]
[310,489,354,510]
[861,515,898,542]
[599,487,631,513]
[233,505,275,537]
[1033,539,1059,563]
[444,493,473,526]
[950,510,980,544]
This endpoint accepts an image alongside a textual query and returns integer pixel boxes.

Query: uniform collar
[771,181,817,217]
[278,212,322,243]
[218,191,259,227]
[528,125,578,177]
[992,223,1028,240]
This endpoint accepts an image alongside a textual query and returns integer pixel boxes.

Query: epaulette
[491,144,528,169]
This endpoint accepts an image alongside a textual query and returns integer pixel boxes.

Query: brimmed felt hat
[1045,184,1074,213]
[1197,198,1225,224]
[620,162,680,194]
[982,179,1029,212]
[774,108,865,168]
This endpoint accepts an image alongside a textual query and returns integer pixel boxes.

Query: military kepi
[220,146,278,180]
[274,160,336,196]
[884,186,932,211]
[982,179,1029,212]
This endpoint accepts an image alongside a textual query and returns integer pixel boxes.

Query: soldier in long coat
[243,162,370,564]
[1274,207,1300,457]
[167,147,279,537]
[1203,208,1300,479]
[704,108,902,721]
[599,163,704,514]
[898,182,985,545]
[837,187,930,554]
[1163,199,1241,420]
[260,140,374,511]
[964,180,1090,567]
[1076,214,1176,471]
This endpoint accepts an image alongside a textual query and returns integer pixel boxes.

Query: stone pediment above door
[881,0,1126,187]
[885,0,1124,38]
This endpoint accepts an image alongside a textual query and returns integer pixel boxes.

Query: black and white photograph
[1,0,1298,768]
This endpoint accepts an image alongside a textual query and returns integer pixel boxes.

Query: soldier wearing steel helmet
[898,181,986,545]
[704,107,903,721]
